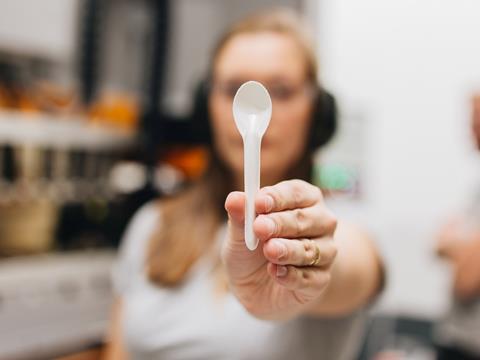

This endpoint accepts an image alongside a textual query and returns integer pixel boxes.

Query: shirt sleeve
[112,201,161,296]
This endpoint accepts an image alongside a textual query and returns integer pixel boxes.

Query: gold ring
[308,240,321,266]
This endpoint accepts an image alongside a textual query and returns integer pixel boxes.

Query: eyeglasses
[210,80,315,104]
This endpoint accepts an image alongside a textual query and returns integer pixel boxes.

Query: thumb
[225,191,246,245]
[224,191,265,277]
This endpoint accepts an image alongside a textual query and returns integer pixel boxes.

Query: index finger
[256,179,322,214]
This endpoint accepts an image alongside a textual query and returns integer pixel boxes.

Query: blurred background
[0,0,479,359]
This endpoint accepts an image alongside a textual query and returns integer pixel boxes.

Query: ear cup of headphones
[189,80,212,144]
[189,80,337,150]
[308,87,337,149]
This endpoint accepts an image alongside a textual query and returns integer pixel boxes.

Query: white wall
[319,0,480,317]
[0,0,78,60]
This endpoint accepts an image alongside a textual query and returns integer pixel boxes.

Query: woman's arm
[305,223,383,316]
[102,299,128,360]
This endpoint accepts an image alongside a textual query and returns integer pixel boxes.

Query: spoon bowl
[233,81,272,137]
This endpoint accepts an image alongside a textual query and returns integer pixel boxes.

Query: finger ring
[308,240,321,266]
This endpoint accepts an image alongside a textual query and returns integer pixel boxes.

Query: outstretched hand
[222,179,338,320]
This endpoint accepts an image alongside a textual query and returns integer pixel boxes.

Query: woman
[105,9,384,360]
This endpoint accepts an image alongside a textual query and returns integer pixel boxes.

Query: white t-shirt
[113,202,367,360]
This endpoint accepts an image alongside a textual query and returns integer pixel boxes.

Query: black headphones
[189,80,337,151]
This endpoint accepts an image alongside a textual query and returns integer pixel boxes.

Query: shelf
[0,110,136,151]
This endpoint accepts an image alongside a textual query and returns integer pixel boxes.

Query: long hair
[146,8,319,287]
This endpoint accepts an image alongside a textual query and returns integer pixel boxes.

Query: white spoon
[232,81,272,250]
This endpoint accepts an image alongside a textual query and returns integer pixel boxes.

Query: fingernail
[272,239,287,260]
[264,195,274,212]
[263,217,276,235]
[276,265,288,277]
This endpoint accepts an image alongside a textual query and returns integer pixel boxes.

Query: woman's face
[209,32,314,186]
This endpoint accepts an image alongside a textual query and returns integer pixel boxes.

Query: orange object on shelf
[30,81,77,114]
[0,85,38,112]
[17,91,38,113]
[163,146,209,180]
[88,92,140,130]
[0,86,14,108]
[0,81,77,114]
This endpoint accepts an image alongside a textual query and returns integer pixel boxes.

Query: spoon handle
[244,132,261,250]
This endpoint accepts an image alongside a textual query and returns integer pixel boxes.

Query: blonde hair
[146,8,318,287]
[212,8,318,82]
